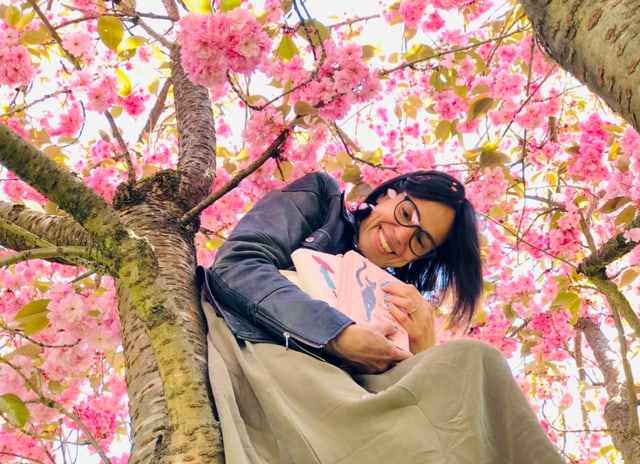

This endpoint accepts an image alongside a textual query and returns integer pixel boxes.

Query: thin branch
[574,330,591,432]
[135,15,174,48]
[0,246,102,268]
[481,212,577,268]
[611,305,640,435]
[179,129,290,225]
[578,214,640,276]
[0,357,111,464]
[26,0,80,67]
[228,14,329,111]
[137,78,172,144]
[0,320,80,349]
[104,112,136,182]
[162,0,180,21]
[379,29,531,76]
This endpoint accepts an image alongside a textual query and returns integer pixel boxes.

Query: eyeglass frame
[393,194,439,259]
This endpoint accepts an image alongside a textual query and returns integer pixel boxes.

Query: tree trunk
[579,318,640,462]
[519,0,640,132]
[113,174,224,463]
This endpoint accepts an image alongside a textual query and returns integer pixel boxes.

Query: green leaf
[299,19,331,47]
[6,344,41,360]
[5,5,20,28]
[97,16,125,50]
[0,393,29,427]
[19,26,50,45]
[405,43,434,63]
[619,268,639,287]
[551,291,581,314]
[13,299,50,336]
[116,68,132,97]
[615,204,636,228]
[117,35,147,57]
[293,101,318,116]
[220,0,241,12]
[598,197,631,214]
[274,160,294,182]
[181,0,212,13]
[276,35,299,61]
[434,120,450,142]
[479,149,510,168]
[467,97,496,121]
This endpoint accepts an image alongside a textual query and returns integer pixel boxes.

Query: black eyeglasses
[394,195,438,258]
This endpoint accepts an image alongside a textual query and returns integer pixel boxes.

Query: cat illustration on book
[287,248,409,350]
[355,260,377,322]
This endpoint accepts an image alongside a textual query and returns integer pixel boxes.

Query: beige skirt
[203,299,565,464]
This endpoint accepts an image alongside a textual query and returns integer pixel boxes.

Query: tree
[0,0,638,463]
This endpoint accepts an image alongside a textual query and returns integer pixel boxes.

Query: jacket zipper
[255,312,326,348]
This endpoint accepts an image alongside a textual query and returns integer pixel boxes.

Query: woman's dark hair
[354,170,482,327]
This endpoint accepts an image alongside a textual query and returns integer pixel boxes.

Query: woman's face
[357,191,456,268]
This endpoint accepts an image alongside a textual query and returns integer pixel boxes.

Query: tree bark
[115,188,223,463]
[578,318,640,462]
[519,0,640,132]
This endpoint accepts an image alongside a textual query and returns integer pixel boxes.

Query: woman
[197,170,565,464]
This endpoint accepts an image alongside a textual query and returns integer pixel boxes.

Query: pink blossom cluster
[465,166,508,213]
[604,126,640,202]
[547,207,583,258]
[0,261,126,456]
[177,10,272,90]
[116,87,150,117]
[0,431,51,463]
[398,0,428,29]
[567,113,611,183]
[1,116,30,141]
[39,101,84,137]
[2,171,47,204]
[62,31,96,61]
[0,25,37,87]
[466,309,517,357]
[529,311,574,361]
[287,41,382,121]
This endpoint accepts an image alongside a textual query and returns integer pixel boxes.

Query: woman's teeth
[379,229,393,253]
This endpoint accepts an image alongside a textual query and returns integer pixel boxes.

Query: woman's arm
[209,172,354,348]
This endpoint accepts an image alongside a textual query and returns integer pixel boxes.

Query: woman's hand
[381,281,437,354]
[325,323,411,374]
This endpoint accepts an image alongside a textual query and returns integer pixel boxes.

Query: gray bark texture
[519,0,640,132]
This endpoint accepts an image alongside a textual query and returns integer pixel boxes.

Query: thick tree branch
[170,44,217,212]
[0,246,102,268]
[578,215,640,276]
[576,214,640,334]
[0,201,93,248]
[0,202,110,273]
[0,124,157,279]
[578,317,640,462]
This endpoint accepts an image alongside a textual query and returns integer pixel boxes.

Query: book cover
[288,248,409,351]
[338,250,409,351]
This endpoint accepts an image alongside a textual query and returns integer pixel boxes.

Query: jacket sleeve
[208,172,354,348]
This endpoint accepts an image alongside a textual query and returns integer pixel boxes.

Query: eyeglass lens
[395,198,437,257]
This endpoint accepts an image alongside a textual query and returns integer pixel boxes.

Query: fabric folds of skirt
[202,298,565,464]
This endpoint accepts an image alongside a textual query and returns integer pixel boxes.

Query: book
[285,248,409,351]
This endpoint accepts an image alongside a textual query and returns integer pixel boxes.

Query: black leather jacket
[197,172,358,350]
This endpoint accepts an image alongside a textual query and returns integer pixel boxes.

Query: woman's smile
[378,227,394,254]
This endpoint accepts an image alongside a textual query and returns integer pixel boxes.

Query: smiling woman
[197,170,566,463]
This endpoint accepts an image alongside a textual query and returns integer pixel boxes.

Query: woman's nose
[394,225,415,247]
